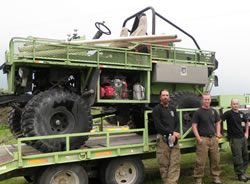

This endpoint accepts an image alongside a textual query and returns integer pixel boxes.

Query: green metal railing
[15,107,224,159]
[151,45,215,65]
[0,107,227,176]
[8,37,152,70]
[7,37,216,70]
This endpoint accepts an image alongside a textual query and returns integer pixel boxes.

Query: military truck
[0,7,218,153]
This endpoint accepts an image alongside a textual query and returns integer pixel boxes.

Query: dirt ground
[0,107,9,124]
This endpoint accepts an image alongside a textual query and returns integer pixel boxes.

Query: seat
[119,13,147,37]
[130,14,147,36]
[120,27,129,37]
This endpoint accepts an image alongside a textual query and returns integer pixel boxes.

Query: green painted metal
[81,67,93,92]
[213,94,250,107]
[211,95,250,134]
[4,37,216,95]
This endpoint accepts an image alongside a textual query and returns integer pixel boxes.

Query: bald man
[219,98,249,182]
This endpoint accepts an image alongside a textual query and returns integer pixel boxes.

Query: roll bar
[122,6,201,50]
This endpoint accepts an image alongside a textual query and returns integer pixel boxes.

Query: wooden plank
[18,35,178,53]
[83,134,156,148]
[0,146,13,164]
[72,35,178,45]
[110,38,181,47]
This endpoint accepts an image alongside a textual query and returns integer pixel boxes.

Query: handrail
[15,107,223,166]
[17,127,146,166]
[9,37,215,67]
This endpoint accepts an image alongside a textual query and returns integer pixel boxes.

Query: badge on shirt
[170,111,175,117]
[211,110,215,115]
[240,114,243,119]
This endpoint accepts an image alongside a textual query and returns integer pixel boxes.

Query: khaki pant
[194,136,221,182]
[156,135,181,184]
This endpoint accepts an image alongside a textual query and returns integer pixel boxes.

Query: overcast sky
[0,0,249,95]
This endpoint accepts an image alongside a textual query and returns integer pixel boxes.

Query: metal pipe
[122,6,156,35]
[155,12,201,50]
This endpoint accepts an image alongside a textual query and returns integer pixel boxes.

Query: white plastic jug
[133,83,145,100]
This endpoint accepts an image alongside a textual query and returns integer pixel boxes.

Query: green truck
[0,6,248,184]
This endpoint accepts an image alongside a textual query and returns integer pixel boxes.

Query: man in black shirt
[192,93,221,184]
[219,98,249,182]
[152,89,181,184]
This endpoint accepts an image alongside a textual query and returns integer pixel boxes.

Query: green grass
[0,178,27,184]
[143,146,250,184]
[0,128,17,145]
[0,128,249,184]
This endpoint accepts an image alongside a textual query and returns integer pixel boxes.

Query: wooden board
[72,34,178,45]
[18,35,179,53]
[110,38,181,47]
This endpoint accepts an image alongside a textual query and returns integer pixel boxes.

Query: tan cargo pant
[156,135,181,184]
[194,136,221,182]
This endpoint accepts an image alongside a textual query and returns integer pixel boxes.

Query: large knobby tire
[21,89,92,152]
[104,157,144,184]
[169,91,201,135]
[8,107,23,138]
[36,163,88,184]
[129,106,156,135]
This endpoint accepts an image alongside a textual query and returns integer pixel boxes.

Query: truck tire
[8,107,23,138]
[21,89,92,152]
[36,163,88,184]
[129,106,156,135]
[104,157,144,184]
[169,91,201,136]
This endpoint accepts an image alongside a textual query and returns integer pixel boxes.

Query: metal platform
[0,133,156,166]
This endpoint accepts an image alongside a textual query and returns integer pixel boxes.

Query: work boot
[238,174,248,182]
[195,178,202,184]
[212,180,222,184]
[243,174,250,180]
[212,177,222,184]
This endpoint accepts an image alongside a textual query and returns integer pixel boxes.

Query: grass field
[0,128,249,184]
[143,146,249,184]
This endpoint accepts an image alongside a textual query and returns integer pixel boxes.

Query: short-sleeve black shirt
[192,107,220,136]
[221,110,247,138]
[152,104,180,135]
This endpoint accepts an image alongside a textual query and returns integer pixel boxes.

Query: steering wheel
[95,22,111,35]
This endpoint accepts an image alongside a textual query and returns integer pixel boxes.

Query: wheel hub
[182,112,192,125]
[55,120,61,126]
[51,170,79,184]
[115,162,137,183]
[50,112,70,133]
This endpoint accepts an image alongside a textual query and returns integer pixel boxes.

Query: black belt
[201,135,215,138]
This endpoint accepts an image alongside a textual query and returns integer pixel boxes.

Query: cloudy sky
[0,0,249,95]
